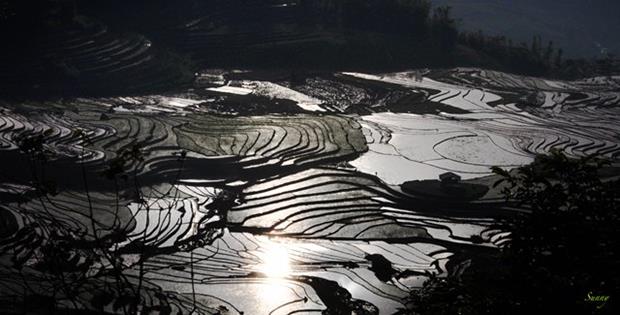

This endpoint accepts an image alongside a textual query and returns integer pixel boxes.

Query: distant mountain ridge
[430,0,620,58]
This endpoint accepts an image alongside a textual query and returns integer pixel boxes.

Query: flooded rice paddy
[1,68,619,314]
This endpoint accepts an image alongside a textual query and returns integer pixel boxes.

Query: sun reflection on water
[254,238,294,306]
[257,239,291,279]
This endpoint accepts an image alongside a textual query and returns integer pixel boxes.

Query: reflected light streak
[255,239,294,307]
[257,239,291,279]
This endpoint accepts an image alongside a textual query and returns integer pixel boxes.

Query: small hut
[439,172,461,187]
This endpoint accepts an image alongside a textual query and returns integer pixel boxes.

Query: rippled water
[1,68,619,314]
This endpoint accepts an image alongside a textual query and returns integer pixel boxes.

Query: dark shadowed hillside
[430,0,620,58]
[0,0,617,96]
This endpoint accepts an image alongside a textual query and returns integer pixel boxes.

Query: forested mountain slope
[430,0,620,57]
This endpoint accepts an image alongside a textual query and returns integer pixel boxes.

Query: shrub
[406,151,619,314]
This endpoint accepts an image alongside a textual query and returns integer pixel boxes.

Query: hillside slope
[430,0,620,58]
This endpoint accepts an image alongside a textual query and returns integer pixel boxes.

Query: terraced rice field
[1,67,618,314]
[1,21,190,97]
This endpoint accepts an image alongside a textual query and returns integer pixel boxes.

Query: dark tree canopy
[407,152,619,314]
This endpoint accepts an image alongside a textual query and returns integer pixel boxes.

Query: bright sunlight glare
[257,240,291,279]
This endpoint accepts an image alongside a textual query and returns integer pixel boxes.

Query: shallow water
[1,68,619,314]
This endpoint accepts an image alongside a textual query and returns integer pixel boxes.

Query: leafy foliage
[407,152,620,314]
[457,31,620,78]
[4,130,228,314]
